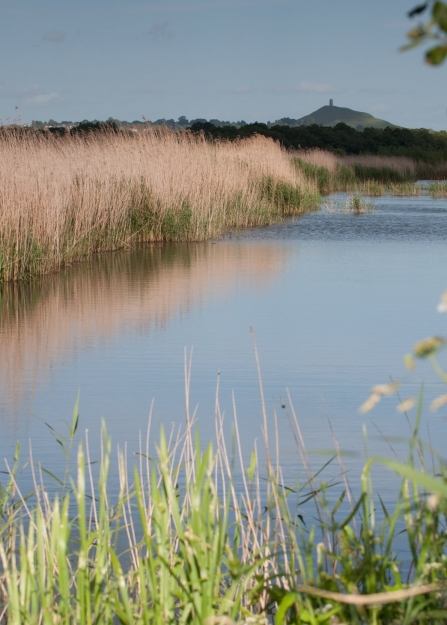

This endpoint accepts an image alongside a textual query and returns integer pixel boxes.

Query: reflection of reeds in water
[0,241,289,418]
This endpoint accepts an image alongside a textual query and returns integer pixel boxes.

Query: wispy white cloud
[128,86,164,94]
[42,30,65,43]
[358,86,411,96]
[148,21,171,40]
[147,0,301,13]
[228,85,255,94]
[12,84,40,96]
[273,81,335,94]
[25,92,59,106]
[370,102,390,113]
[296,81,334,93]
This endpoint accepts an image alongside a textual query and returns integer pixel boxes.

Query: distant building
[329,99,333,107]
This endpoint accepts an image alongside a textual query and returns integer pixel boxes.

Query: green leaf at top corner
[433,1,447,32]
[426,44,447,64]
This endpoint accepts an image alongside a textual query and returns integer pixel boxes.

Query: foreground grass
[0,129,319,282]
[2,336,447,624]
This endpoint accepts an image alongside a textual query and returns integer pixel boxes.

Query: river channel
[1,192,447,503]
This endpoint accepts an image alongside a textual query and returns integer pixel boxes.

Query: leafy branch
[404,2,447,64]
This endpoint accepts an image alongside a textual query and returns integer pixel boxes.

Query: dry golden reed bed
[0,129,318,282]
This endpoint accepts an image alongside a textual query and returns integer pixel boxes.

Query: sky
[1,0,446,129]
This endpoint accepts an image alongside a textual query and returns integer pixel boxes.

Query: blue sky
[1,0,446,128]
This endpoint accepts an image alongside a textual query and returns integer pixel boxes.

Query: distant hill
[287,104,397,130]
[29,106,398,133]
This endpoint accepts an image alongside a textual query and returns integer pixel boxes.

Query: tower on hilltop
[329,99,333,106]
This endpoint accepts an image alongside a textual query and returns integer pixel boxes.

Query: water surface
[1,192,447,502]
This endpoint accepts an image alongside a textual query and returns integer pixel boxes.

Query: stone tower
[329,99,333,106]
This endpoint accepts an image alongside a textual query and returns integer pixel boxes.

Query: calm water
[1,192,447,502]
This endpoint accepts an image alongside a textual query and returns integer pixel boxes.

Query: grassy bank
[0,129,319,282]
[294,150,447,196]
[1,382,447,624]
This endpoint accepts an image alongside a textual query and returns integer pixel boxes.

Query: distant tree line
[28,120,121,137]
[30,116,251,132]
[29,115,341,132]
[189,121,447,162]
